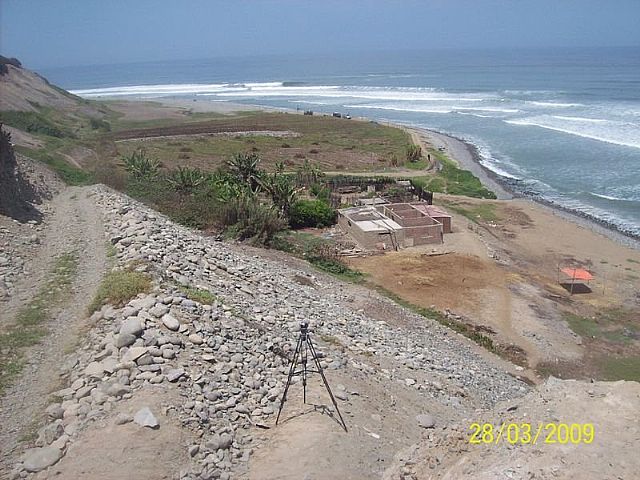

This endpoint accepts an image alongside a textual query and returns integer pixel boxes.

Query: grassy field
[439,200,499,223]
[549,309,640,382]
[111,111,413,173]
[2,99,500,203]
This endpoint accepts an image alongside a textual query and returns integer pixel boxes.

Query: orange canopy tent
[559,267,594,294]
[560,268,594,281]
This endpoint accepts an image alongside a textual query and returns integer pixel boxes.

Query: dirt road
[0,186,107,475]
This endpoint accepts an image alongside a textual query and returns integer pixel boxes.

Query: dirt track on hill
[0,186,107,475]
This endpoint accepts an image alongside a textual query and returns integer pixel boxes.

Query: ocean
[41,47,640,238]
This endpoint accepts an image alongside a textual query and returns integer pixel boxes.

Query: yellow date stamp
[469,422,595,445]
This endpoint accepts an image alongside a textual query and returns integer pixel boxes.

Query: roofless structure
[338,202,449,250]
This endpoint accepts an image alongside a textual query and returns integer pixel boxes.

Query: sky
[1,0,639,69]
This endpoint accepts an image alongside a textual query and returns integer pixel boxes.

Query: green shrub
[406,144,422,162]
[89,269,152,313]
[121,149,160,179]
[179,286,218,304]
[289,199,336,228]
[0,111,69,138]
[89,117,111,131]
[309,183,331,202]
[167,166,205,194]
[220,196,287,244]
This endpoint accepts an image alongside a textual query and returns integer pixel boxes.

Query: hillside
[0,57,89,113]
[1,178,638,479]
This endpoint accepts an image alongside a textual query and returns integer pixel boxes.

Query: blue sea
[41,48,640,237]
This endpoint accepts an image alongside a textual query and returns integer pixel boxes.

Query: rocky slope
[5,185,529,479]
[0,126,61,221]
[3,183,638,479]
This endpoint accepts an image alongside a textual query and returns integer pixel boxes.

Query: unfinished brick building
[338,202,449,250]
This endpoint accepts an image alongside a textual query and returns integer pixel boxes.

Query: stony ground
[2,180,637,480]
[2,183,530,480]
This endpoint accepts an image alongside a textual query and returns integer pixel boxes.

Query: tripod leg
[302,338,308,404]
[276,335,303,426]
[307,337,348,432]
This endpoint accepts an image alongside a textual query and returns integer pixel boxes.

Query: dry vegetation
[111,111,413,173]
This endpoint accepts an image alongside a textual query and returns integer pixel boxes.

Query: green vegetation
[288,199,336,228]
[259,165,299,218]
[121,148,161,179]
[405,144,422,163]
[89,117,111,132]
[178,285,218,304]
[89,268,152,313]
[227,152,261,189]
[167,166,206,193]
[564,313,602,338]
[220,196,287,243]
[114,112,413,172]
[0,110,70,138]
[441,202,499,223]
[601,356,640,382]
[105,242,118,258]
[0,252,78,395]
[564,311,636,344]
[411,148,497,199]
[404,158,429,170]
[272,231,363,282]
[15,145,94,185]
[123,150,338,245]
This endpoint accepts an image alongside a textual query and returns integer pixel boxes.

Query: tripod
[275,321,348,432]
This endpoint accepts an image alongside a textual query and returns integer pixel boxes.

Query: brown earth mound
[383,377,640,480]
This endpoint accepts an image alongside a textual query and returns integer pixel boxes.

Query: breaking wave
[505,116,640,149]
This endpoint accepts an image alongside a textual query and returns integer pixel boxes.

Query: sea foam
[505,115,640,149]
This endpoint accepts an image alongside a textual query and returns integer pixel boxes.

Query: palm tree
[260,172,299,218]
[166,166,205,194]
[121,148,160,179]
[226,152,261,190]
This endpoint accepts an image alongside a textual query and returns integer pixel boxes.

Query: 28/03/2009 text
[468,423,595,445]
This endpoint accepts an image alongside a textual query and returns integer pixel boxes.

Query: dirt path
[322,169,430,178]
[0,186,107,475]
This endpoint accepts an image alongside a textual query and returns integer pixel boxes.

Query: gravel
[10,186,528,479]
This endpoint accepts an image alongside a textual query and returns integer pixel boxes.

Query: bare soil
[383,377,640,480]
[349,194,640,380]
[48,387,191,480]
[0,186,107,475]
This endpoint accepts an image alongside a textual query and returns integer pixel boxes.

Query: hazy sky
[2,0,639,69]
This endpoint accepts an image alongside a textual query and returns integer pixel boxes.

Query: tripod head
[299,320,309,339]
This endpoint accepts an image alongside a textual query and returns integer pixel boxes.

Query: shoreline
[406,127,513,200]
[107,96,640,250]
[408,126,640,250]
